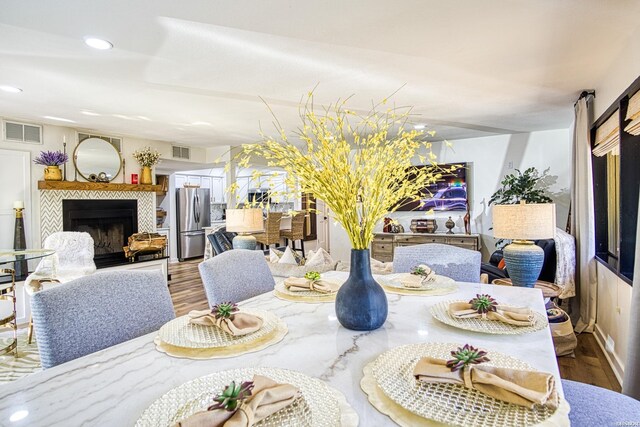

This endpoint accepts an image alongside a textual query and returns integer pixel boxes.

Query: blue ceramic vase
[335,249,388,330]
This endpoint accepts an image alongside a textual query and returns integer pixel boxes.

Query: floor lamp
[226,208,264,250]
[492,202,556,287]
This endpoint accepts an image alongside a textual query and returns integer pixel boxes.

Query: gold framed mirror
[73,137,122,182]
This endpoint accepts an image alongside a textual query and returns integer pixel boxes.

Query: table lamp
[225,208,264,250]
[492,202,556,287]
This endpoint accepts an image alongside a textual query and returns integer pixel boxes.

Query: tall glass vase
[335,249,388,331]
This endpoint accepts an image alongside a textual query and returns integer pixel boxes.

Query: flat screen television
[395,162,467,211]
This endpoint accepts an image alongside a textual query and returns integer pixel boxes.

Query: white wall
[0,119,208,250]
[329,128,572,263]
[589,28,640,384]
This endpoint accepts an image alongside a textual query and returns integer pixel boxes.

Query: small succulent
[446,344,490,372]
[410,265,431,277]
[304,271,321,282]
[34,150,68,166]
[211,302,239,319]
[469,294,498,314]
[208,380,254,411]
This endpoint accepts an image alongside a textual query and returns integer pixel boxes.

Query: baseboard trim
[594,323,625,385]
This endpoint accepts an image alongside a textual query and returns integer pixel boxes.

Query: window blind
[625,90,640,136]
[593,110,620,157]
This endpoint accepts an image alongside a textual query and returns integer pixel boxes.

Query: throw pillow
[277,246,301,265]
[498,258,506,270]
[305,247,334,268]
[269,248,282,263]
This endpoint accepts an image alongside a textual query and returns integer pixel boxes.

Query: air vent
[78,133,122,152]
[172,145,191,160]
[3,120,42,144]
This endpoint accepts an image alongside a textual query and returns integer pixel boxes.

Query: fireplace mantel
[38,181,162,193]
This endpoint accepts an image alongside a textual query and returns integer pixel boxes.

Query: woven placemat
[273,282,337,303]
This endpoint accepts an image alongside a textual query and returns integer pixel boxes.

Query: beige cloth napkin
[283,277,340,294]
[188,310,263,336]
[448,302,535,327]
[174,375,301,427]
[414,357,558,409]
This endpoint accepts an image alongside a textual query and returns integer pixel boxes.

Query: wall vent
[172,145,191,160]
[3,120,42,144]
[78,133,122,152]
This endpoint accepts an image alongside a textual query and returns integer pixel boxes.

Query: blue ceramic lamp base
[502,240,544,288]
[232,234,257,250]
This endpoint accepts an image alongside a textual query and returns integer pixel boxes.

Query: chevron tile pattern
[40,190,155,244]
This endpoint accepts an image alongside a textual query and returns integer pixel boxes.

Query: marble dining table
[0,271,566,426]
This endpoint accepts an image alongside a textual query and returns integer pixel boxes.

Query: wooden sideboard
[371,232,481,262]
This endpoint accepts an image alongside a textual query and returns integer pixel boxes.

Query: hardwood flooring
[168,259,622,392]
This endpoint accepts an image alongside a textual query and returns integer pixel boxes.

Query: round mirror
[74,137,122,182]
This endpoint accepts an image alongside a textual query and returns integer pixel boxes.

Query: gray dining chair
[562,380,640,425]
[31,270,175,369]
[393,243,481,282]
[198,249,276,305]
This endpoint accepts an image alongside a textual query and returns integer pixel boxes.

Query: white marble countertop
[0,271,564,426]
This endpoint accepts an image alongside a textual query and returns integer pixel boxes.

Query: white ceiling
[0,0,639,147]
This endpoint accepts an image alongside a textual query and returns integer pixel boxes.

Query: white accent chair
[25,231,96,342]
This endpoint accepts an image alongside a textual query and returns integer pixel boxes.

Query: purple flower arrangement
[34,151,68,166]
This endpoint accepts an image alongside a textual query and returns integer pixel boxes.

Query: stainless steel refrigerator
[176,188,211,261]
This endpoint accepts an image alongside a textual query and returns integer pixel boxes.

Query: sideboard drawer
[372,243,392,254]
[445,236,479,250]
[373,234,394,243]
[395,235,446,245]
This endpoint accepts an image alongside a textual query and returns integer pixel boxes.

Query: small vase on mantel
[44,165,62,181]
[140,166,153,185]
[335,249,388,331]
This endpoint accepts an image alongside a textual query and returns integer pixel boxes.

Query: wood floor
[168,259,622,391]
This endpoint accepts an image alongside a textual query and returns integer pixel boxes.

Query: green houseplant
[489,167,553,206]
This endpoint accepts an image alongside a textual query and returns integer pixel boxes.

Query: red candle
[131,174,139,184]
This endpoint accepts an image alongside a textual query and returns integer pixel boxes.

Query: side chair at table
[393,243,481,282]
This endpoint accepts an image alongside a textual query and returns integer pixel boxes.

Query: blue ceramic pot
[335,249,388,330]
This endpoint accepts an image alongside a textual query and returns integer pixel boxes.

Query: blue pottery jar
[335,249,388,331]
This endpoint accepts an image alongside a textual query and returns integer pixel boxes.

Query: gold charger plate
[154,320,288,359]
[274,281,338,303]
[361,342,570,427]
[135,367,359,427]
[378,274,458,296]
[430,300,548,335]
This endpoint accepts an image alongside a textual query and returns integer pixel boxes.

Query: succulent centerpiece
[445,344,490,372]
[211,302,239,320]
[469,294,498,318]
[209,380,255,411]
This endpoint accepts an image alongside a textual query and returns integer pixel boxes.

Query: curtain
[622,196,640,399]
[570,95,597,333]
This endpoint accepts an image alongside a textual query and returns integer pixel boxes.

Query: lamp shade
[492,203,556,240]
[226,208,264,233]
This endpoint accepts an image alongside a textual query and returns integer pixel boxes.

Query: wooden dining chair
[254,212,283,250]
[31,270,175,369]
[280,211,306,257]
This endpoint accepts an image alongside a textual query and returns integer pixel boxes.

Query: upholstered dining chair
[31,270,175,369]
[280,211,306,257]
[562,380,640,425]
[393,243,481,282]
[25,231,97,343]
[198,249,276,306]
[254,212,283,250]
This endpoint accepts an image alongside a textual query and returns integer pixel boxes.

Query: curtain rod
[575,90,596,105]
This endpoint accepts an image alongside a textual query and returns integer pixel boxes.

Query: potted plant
[233,93,448,331]
[132,147,161,185]
[34,150,68,181]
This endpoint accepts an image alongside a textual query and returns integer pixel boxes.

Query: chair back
[393,243,481,282]
[198,249,275,305]
[31,270,175,369]
[288,211,306,240]
[262,212,283,244]
[41,231,96,276]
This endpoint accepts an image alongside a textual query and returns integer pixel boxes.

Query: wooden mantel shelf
[38,181,163,193]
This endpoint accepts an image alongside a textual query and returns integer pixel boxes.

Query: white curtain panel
[570,95,597,333]
[622,196,640,399]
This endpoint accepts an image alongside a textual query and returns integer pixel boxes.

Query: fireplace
[62,199,138,267]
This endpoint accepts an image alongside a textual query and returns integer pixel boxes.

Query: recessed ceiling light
[414,124,426,130]
[43,116,76,123]
[81,110,101,116]
[0,85,23,93]
[84,37,113,50]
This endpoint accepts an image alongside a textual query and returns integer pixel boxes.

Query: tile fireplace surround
[39,189,155,243]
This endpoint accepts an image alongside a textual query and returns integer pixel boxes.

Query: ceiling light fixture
[0,85,23,93]
[43,116,76,123]
[413,124,426,130]
[84,37,113,50]
[81,111,101,116]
